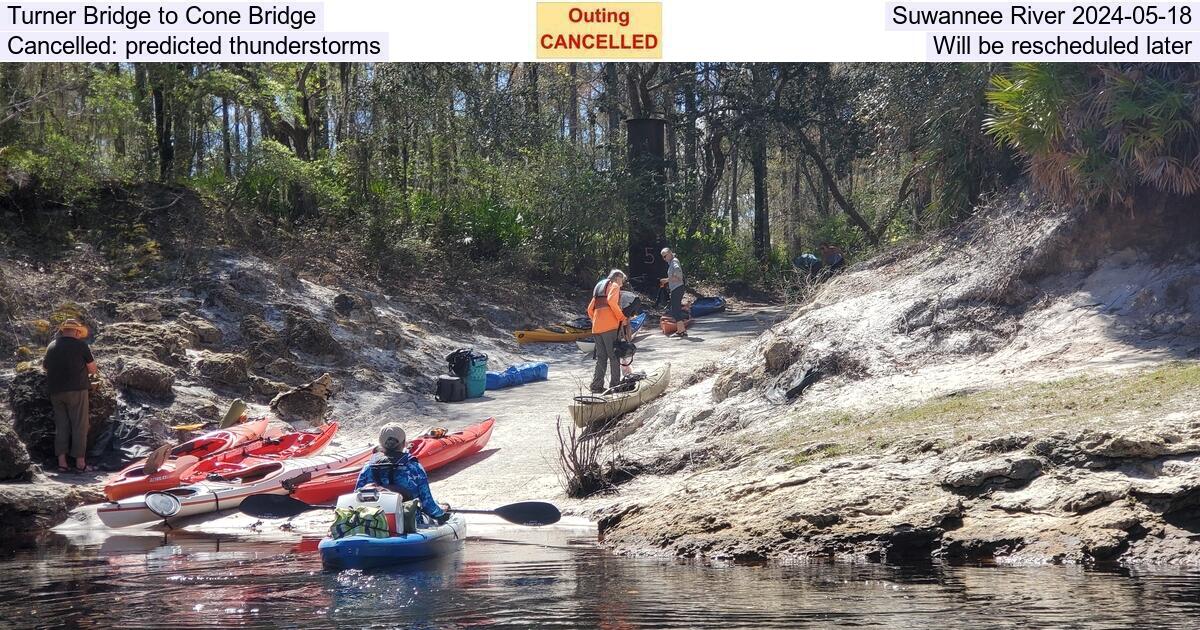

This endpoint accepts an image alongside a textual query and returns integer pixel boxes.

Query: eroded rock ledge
[597,418,1200,566]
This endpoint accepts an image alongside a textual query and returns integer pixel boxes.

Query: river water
[2,524,1199,629]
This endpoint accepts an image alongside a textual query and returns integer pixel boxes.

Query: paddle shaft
[298,505,549,521]
[283,506,519,516]
[272,505,530,518]
[240,494,560,525]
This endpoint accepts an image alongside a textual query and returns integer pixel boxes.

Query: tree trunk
[625,65,644,119]
[314,66,330,156]
[697,128,725,234]
[170,65,193,177]
[133,64,154,173]
[682,63,698,175]
[798,132,880,245]
[292,63,315,161]
[798,157,830,217]
[599,62,623,169]
[152,79,173,181]
[729,140,740,236]
[335,63,350,144]
[567,63,579,144]
[751,127,769,261]
[221,96,231,177]
[243,105,254,156]
[231,102,241,174]
[526,64,540,140]
[191,105,204,174]
[790,152,803,252]
[603,63,621,149]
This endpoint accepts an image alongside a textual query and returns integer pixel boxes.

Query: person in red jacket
[587,269,630,393]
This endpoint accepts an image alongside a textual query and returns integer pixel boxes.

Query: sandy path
[424,306,782,510]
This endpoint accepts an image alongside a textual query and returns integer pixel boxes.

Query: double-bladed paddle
[240,493,562,526]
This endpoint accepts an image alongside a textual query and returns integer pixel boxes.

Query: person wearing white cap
[354,423,449,524]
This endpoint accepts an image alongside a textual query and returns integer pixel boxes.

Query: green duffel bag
[330,505,391,539]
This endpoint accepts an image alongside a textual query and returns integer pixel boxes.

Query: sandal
[75,464,96,473]
[56,464,70,473]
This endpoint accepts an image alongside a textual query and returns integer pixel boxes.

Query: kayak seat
[227,462,283,483]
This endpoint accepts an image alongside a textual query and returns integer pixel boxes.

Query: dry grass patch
[778,362,1200,460]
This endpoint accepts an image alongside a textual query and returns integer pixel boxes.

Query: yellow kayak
[514,321,592,344]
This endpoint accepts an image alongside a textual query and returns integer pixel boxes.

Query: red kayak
[103,417,273,501]
[409,417,495,470]
[288,418,495,505]
[180,422,340,484]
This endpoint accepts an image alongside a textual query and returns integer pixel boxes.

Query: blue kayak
[319,515,467,570]
[689,296,727,318]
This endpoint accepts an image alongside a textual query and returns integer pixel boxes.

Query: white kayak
[97,446,375,528]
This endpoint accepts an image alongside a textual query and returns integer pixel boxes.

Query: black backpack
[446,348,474,379]
[435,375,466,402]
[447,348,487,378]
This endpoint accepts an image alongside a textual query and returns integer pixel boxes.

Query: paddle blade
[220,399,247,429]
[142,443,171,475]
[489,501,561,526]
[240,493,330,519]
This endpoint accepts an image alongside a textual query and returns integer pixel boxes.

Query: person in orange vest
[587,269,630,393]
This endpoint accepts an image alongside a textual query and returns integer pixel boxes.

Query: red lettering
[540,32,659,50]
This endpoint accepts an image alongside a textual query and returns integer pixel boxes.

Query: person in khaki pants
[42,319,97,472]
[587,270,630,393]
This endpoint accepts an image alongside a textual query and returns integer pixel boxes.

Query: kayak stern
[318,516,466,570]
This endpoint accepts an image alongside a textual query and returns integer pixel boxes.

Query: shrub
[987,64,1200,208]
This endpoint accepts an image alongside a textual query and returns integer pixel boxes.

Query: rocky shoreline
[586,195,1200,568]
[1,229,577,535]
[0,480,105,537]
[593,411,1200,567]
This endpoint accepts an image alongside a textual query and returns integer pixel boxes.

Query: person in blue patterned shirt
[355,424,449,524]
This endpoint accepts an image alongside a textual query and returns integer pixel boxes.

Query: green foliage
[805,213,866,255]
[234,140,350,220]
[362,214,436,278]
[986,64,1200,208]
[98,223,164,281]
[12,61,1157,294]
[669,216,796,290]
[0,136,101,207]
[667,216,736,280]
[853,64,1015,229]
[985,64,1077,155]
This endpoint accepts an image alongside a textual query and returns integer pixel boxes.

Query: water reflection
[0,529,1198,628]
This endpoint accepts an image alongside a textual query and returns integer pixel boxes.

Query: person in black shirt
[42,319,98,472]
